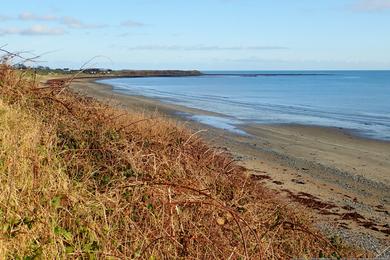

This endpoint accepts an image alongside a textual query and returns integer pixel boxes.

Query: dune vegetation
[0,62,365,259]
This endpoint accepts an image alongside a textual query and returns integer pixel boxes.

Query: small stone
[216,217,226,226]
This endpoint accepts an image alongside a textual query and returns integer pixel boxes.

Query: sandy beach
[69,77,390,251]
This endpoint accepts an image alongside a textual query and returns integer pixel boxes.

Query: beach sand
[69,77,390,252]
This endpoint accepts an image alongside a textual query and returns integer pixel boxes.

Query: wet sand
[69,77,390,252]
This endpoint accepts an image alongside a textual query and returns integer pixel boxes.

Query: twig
[183,130,207,146]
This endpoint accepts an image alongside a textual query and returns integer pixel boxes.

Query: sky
[1,0,390,70]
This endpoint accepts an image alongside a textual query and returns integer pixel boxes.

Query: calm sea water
[100,71,390,141]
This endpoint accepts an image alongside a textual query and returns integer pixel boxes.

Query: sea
[99,71,390,141]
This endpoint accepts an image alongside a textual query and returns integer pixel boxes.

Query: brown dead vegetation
[0,63,367,259]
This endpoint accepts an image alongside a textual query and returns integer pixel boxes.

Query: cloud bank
[0,25,65,36]
[0,12,112,36]
[2,12,107,29]
[0,12,146,34]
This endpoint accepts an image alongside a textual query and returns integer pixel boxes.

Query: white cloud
[60,16,83,28]
[0,25,65,36]
[2,12,143,31]
[121,20,145,27]
[18,12,57,21]
[21,25,65,35]
[352,0,390,11]
[60,16,106,29]
[10,12,106,29]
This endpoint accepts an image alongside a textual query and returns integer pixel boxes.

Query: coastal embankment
[69,76,390,254]
[1,65,370,258]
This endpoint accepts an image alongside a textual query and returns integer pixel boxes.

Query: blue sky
[1,0,390,70]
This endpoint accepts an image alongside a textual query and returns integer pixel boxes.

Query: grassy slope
[0,65,366,259]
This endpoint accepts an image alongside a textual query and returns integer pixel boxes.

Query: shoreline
[95,75,390,143]
[68,77,390,252]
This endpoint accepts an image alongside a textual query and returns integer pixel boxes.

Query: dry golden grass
[0,64,367,259]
